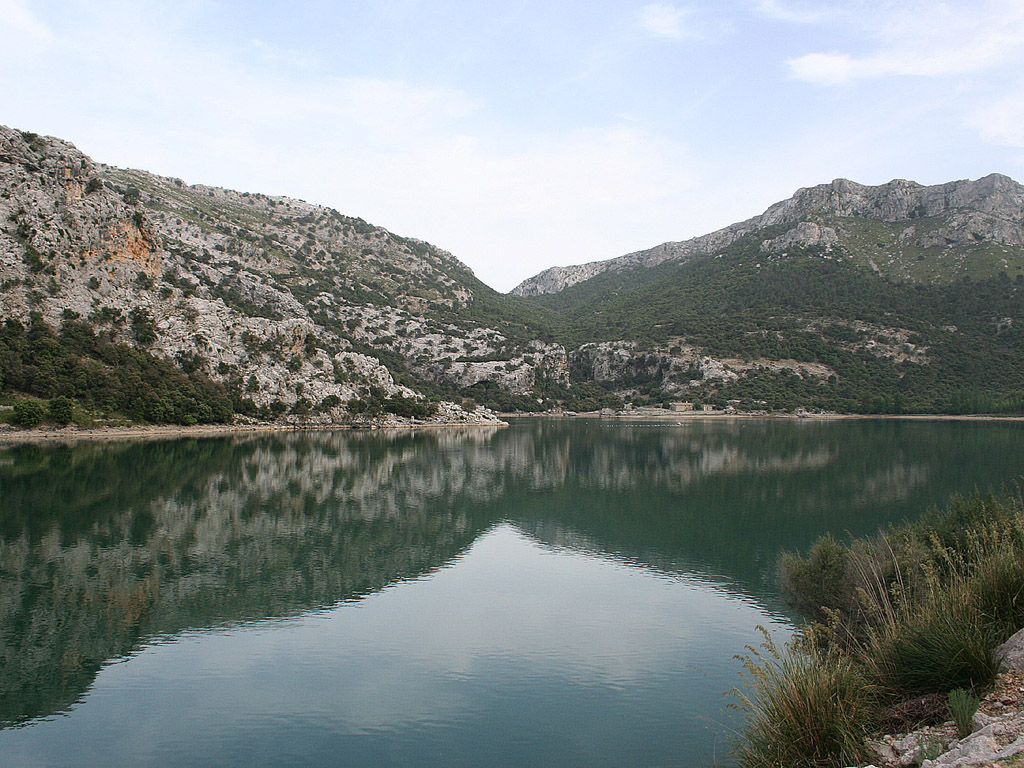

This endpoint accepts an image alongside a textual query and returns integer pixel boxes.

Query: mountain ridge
[3,124,1024,421]
[511,173,1024,296]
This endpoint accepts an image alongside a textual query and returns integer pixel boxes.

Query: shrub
[129,308,157,346]
[47,395,73,424]
[779,534,850,625]
[12,400,46,427]
[22,246,44,272]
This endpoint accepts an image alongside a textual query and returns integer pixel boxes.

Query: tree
[47,396,73,424]
[129,308,157,346]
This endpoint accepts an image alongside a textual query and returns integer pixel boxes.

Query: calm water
[1,418,1023,767]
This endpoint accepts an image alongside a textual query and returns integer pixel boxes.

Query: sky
[3,0,1024,291]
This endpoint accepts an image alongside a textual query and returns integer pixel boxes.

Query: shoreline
[0,418,507,444]
[500,409,1024,423]
[3,411,1022,444]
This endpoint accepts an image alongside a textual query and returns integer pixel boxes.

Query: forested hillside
[532,235,1024,413]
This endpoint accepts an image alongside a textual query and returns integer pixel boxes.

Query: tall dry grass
[731,629,877,768]
[734,492,1024,767]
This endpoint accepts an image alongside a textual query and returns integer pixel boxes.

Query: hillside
[3,124,1024,421]
[0,126,567,425]
[507,176,1024,414]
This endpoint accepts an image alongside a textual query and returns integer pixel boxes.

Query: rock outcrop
[862,670,1024,768]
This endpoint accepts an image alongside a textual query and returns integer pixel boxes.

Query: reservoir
[1,418,1022,766]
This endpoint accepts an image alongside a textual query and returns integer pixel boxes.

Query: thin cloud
[787,0,1024,84]
[638,3,692,39]
[0,0,52,40]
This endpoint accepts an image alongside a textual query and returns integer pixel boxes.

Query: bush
[47,395,73,424]
[12,400,46,427]
[779,534,850,625]
[129,308,157,346]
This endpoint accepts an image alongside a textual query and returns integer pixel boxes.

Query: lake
[1,417,1022,767]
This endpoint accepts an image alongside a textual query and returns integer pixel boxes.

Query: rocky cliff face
[511,174,1024,296]
[1,126,568,422]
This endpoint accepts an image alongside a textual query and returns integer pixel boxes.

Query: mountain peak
[511,173,1024,296]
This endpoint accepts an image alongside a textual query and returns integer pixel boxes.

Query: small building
[702,404,715,413]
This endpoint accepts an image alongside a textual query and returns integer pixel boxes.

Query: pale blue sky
[3,0,1023,290]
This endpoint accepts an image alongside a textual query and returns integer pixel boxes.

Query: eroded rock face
[760,221,840,254]
[511,174,1024,296]
[0,125,511,423]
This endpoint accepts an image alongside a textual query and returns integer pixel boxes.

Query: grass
[733,491,1024,768]
[948,688,980,738]
[731,629,877,768]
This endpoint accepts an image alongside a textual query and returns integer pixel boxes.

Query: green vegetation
[347,385,439,419]
[525,236,1024,414]
[12,399,46,427]
[0,315,232,425]
[947,688,980,738]
[734,492,1024,767]
[733,630,877,768]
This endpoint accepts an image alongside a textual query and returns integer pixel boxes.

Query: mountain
[516,176,1024,414]
[3,124,1024,421]
[512,174,1024,296]
[0,126,569,426]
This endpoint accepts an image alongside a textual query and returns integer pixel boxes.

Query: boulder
[995,627,1024,672]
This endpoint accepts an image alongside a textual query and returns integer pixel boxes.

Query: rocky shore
[0,409,506,443]
[859,631,1024,768]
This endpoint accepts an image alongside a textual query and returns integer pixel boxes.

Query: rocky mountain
[512,174,1024,296]
[0,126,570,425]
[506,174,1024,415]
[3,124,1024,421]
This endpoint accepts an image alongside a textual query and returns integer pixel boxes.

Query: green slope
[529,235,1024,414]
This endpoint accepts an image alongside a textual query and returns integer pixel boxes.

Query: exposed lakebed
[1,418,1022,766]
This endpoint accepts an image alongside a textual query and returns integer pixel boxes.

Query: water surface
[1,418,1021,766]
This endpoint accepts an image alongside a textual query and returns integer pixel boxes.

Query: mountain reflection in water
[1,417,1021,735]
